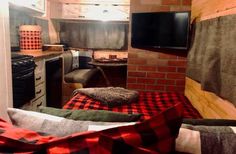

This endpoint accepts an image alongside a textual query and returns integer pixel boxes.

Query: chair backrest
[63,51,73,74]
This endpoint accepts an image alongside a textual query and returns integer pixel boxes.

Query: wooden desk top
[88,60,127,67]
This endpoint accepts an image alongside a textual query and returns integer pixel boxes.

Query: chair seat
[64,68,99,86]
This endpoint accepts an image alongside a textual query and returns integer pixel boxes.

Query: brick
[137,78,156,84]
[159,5,171,11]
[167,73,185,79]
[170,5,191,11]
[128,71,146,77]
[141,0,162,5]
[128,53,138,58]
[159,53,178,59]
[162,0,181,5]
[166,86,176,91]
[157,79,175,85]
[158,66,176,72]
[176,80,185,86]
[146,85,165,91]
[168,60,187,66]
[138,65,157,72]
[182,0,191,5]
[178,56,187,60]
[128,65,137,71]
[177,67,186,73]
[127,77,137,83]
[128,58,147,65]
[166,86,185,92]
[127,84,146,90]
[147,72,166,78]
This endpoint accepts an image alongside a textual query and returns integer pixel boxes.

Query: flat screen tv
[131,11,190,50]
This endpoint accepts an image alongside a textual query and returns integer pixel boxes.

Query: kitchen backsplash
[9,8,50,48]
[59,21,128,50]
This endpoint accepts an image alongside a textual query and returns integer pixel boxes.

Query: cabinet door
[62,3,129,21]
[9,0,45,14]
[32,0,45,12]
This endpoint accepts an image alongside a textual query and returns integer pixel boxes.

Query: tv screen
[131,11,190,50]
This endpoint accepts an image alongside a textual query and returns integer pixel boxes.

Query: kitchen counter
[13,51,62,59]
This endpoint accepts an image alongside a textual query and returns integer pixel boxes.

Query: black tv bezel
[131,11,191,51]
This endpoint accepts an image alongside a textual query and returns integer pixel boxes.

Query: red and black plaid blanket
[0,103,183,154]
[64,92,202,120]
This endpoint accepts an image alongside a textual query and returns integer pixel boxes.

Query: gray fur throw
[73,87,139,107]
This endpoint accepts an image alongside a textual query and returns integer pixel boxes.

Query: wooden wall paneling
[185,77,236,119]
[186,0,236,119]
[191,0,236,21]
[0,1,13,121]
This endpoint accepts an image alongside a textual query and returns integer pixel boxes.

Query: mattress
[63,92,202,121]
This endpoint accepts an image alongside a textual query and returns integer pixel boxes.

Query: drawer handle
[36,77,42,81]
[36,90,42,94]
[36,102,43,107]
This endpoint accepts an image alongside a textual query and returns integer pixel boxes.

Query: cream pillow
[7,108,134,137]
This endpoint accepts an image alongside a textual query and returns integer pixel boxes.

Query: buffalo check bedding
[63,92,202,120]
[0,103,183,154]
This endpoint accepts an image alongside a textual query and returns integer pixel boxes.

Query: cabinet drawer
[32,95,46,110]
[35,71,45,86]
[34,83,45,100]
[35,59,45,74]
[20,102,34,111]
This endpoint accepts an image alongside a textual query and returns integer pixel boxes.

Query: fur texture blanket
[73,87,139,107]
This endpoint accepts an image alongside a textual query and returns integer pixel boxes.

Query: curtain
[187,14,236,105]
[59,22,128,50]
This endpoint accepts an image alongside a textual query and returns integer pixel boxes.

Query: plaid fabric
[0,103,183,154]
[64,92,202,120]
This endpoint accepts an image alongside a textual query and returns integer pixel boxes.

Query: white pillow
[8,108,63,122]
[7,108,134,137]
[175,128,201,154]
[88,122,136,131]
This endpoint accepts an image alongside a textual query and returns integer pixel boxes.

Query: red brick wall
[127,0,191,93]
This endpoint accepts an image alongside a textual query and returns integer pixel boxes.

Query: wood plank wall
[185,0,236,119]
[185,78,236,119]
[191,0,236,21]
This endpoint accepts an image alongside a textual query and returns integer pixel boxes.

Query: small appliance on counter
[11,53,36,108]
[19,25,42,52]
[43,44,64,52]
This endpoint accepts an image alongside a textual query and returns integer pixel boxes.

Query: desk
[88,61,127,86]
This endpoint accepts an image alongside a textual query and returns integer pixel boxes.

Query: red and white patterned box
[19,25,42,52]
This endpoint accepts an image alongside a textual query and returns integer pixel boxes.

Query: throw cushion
[183,118,236,126]
[99,102,184,154]
[72,87,139,107]
[1,102,183,153]
[38,106,142,122]
[176,119,236,154]
[79,50,94,69]
[7,108,133,137]
[70,50,80,70]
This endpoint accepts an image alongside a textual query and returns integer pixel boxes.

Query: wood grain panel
[186,0,236,119]
[185,77,236,119]
[192,0,236,21]
[0,1,12,122]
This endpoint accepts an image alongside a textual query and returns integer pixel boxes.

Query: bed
[63,91,202,121]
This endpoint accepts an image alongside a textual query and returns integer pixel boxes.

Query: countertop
[13,51,62,59]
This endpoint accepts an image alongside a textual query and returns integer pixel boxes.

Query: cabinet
[9,0,46,15]
[21,59,46,111]
[50,1,130,21]
[45,57,63,108]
